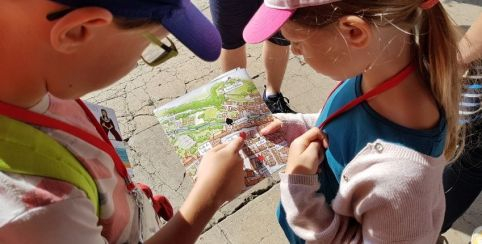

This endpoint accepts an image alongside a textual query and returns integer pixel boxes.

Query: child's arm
[145,136,245,244]
[281,131,444,243]
[0,137,245,244]
[459,13,482,66]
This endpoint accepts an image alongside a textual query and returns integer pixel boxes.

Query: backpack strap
[0,116,99,215]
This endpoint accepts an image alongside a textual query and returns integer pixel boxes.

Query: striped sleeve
[459,63,482,125]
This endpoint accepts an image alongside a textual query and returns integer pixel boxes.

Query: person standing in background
[442,12,482,233]
[209,0,296,114]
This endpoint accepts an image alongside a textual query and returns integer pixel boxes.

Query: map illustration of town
[154,69,288,187]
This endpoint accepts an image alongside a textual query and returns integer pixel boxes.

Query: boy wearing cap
[0,0,245,243]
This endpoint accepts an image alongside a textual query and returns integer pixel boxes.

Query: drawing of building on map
[154,68,288,187]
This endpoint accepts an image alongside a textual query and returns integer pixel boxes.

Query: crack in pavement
[202,180,278,234]
[219,227,233,244]
[133,159,185,198]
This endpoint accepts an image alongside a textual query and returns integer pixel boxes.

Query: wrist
[279,172,319,186]
[285,167,316,175]
[285,162,318,175]
[184,183,223,212]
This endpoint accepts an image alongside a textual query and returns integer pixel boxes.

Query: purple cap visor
[50,0,221,61]
[161,1,221,61]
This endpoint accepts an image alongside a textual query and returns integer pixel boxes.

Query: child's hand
[260,118,283,135]
[285,128,328,175]
[195,136,245,206]
[260,113,319,145]
[260,117,306,145]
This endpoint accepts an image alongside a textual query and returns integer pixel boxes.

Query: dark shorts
[442,121,482,232]
[209,0,290,49]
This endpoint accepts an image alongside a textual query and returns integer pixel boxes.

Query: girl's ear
[50,7,113,54]
[336,15,372,49]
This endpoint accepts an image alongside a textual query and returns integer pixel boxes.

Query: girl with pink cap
[245,0,463,243]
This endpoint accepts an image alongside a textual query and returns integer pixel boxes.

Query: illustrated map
[154,69,288,187]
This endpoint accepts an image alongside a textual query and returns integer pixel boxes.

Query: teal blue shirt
[277,75,447,243]
[315,75,446,202]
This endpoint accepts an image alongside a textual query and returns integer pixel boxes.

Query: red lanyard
[0,99,136,191]
[318,63,416,129]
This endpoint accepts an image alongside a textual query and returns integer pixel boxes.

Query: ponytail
[293,0,464,159]
[415,4,463,159]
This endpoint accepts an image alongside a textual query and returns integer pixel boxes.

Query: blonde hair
[292,1,463,159]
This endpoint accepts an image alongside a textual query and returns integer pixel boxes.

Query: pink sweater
[280,140,446,244]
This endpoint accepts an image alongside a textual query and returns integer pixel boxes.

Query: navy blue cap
[50,0,221,61]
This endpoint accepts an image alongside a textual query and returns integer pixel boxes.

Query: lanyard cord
[319,63,416,130]
[0,99,136,191]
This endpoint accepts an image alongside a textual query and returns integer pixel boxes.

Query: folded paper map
[154,68,288,187]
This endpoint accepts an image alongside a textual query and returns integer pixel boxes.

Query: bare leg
[219,46,247,72]
[263,41,290,95]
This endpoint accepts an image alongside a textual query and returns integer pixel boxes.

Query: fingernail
[239,132,247,139]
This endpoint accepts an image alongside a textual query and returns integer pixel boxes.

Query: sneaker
[263,86,296,114]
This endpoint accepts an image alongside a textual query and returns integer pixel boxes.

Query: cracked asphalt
[84,1,482,243]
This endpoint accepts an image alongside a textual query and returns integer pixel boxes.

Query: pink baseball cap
[243,0,340,44]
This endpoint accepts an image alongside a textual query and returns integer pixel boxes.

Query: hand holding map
[155,68,289,187]
[196,136,246,204]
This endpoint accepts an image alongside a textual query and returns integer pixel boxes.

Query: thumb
[260,119,282,136]
[225,136,245,153]
[296,127,325,147]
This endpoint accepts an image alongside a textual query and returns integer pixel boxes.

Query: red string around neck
[318,63,416,130]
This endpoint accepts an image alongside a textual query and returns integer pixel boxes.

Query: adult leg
[263,40,289,95]
[261,32,295,113]
[219,46,247,72]
[208,0,258,72]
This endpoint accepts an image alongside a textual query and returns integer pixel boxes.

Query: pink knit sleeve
[279,142,445,244]
[272,113,319,144]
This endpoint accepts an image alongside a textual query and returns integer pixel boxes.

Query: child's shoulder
[334,140,446,238]
[330,76,361,101]
[319,75,361,118]
[340,140,446,194]
[347,140,445,173]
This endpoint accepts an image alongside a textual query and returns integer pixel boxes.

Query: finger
[291,129,322,151]
[260,120,282,135]
[321,133,329,149]
[297,128,325,145]
[305,141,324,161]
[212,143,228,152]
[224,136,245,153]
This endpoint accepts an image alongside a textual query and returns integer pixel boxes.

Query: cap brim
[162,2,221,62]
[243,4,294,44]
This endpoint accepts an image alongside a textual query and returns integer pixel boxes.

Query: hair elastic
[420,0,439,10]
